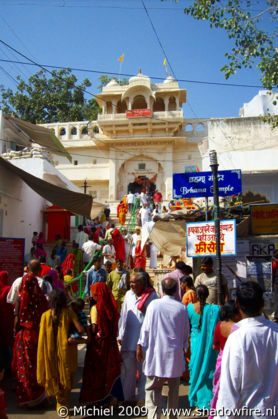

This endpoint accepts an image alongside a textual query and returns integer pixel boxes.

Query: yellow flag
[163,58,167,66]
[118,54,124,62]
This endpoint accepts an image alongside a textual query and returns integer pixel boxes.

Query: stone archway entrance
[117,156,165,200]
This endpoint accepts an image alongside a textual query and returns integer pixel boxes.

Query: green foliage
[98,75,129,91]
[0,68,101,123]
[171,0,278,125]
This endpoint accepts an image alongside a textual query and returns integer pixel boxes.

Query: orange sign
[126,109,152,118]
[251,204,278,234]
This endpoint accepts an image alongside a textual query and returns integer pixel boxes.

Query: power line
[0,58,264,88]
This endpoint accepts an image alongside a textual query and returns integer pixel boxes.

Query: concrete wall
[0,164,45,253]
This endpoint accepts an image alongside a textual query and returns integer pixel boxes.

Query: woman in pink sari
[209,301,240,418]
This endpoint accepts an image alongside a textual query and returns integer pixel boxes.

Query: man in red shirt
[153,190,162,210]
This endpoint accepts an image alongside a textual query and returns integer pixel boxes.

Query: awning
[3,114,72,162]
[0,156,104,219]
[141,219,186,256]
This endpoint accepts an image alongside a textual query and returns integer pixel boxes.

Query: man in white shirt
[137,278,189,419]
[102,238,116,265]
[122,228,133,267]
[132,227,141,258]
[127,191,135,213]
[75,225,89,249]
[140,191,148,207]
[118,271,157,404]
[140,204,150,227]
[7,260,52,305]
[82,236,102,264]
[215,281,278,419]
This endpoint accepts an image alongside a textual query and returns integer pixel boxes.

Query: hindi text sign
[186,220,236,257]
[173,170,242,198]
[250,203,278,235]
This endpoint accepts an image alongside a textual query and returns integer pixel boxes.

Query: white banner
[186,220,236,257]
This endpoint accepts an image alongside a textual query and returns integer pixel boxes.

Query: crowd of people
[0,231,278,418]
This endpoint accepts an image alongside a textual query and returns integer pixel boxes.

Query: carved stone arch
[116,154,165,200]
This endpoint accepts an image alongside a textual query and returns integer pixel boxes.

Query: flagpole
[119,60,122,82]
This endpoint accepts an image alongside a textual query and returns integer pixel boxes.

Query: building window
[81,127,88,135]
[138,163,146,170]
[71,127,77,136]
[60,128,66,136]
[93,126,99,134]
[74,160,78,166]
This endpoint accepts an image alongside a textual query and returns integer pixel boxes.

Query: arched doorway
[117,155,165,200]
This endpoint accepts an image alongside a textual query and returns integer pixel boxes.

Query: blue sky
[0,0,273,119]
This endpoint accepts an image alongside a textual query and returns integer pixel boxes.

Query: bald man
[137,278,190,419]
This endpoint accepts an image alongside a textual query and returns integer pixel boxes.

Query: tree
[98,75,129,91]
[0,68,101,123]
[168,0,278,124]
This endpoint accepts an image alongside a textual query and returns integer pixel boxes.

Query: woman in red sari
[134,240,147,270]
[0,271,14,372]
[12,264,49,407]
[80,282,122,404]
[111,228,125,263]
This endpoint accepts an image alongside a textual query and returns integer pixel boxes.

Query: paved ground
[2,345,206,419]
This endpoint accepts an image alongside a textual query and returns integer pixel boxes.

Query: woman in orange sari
[13,270,49,407]
[134,240,147,270]
[117,201,128,226]
[80,282,122,404]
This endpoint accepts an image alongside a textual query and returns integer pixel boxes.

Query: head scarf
[18,272,49,329]
[49,269,65,290]
[61,253,75,276]
[90,282,120,337]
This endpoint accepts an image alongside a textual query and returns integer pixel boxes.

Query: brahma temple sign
[186,220,236,257]
[173,170,242,198]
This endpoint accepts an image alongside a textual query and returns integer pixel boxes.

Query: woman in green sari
[187,285,220,410]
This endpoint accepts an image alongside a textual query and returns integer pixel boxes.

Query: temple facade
[42,72,206,202]
[41,75,278,205]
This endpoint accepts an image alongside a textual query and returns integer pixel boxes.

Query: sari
[49,269,65,290]
[134,240,146,270]
[37,307,78,410]
[187,303,220,409]
[80,282,122,403]
[117,203,127,225]
[12,273,49,407]
[209,323,239,418]
[111,229,125,263]
[69,248,83,276]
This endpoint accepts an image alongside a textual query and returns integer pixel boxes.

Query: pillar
[164,145,173,200]
[109,149,117,201]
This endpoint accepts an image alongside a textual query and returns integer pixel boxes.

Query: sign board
[173,170,242,199]
[126,109,152,118]
[246,255,272,292]
[0,237,25,282]
[250,203,278,235]
[186,219,236,257]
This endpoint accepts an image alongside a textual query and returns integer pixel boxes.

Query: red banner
[0,238,25,282]
[126,109,152,118]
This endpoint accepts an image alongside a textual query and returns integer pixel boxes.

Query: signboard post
[186,220,236,258]
[173,169,242,199]
[0,237,25,282]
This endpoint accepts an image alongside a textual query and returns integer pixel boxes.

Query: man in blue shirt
[85,256,107,306]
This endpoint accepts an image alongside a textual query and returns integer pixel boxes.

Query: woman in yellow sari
[117,200,128,225]
[37,289,85,414]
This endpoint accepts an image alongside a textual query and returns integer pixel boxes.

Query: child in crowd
[68,299,90,344]
[31,232,38,246]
